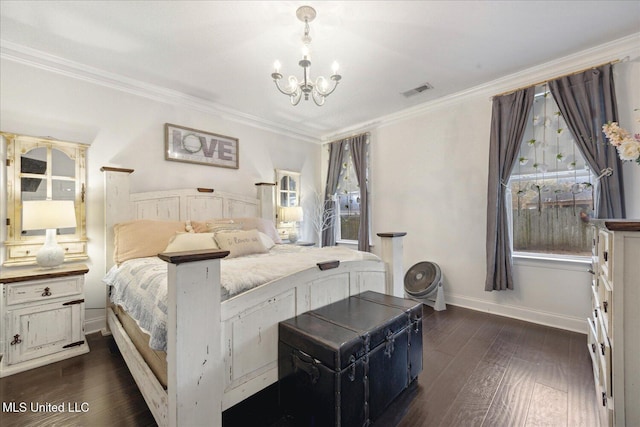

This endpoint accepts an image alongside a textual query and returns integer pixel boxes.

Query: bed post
[377,232,407,297]
[101,167,134,271]
[159,250,229,427]
[255,182,276,223]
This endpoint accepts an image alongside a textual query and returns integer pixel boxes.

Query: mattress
[112,303,168,388]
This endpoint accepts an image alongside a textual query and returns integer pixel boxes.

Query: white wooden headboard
[131,188,259,221]
[101,167,275,269]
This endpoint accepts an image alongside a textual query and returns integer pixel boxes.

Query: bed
[101,167,406,427]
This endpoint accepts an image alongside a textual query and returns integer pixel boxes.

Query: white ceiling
[1,1,639,141]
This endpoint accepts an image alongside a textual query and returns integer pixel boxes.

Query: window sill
[513,252,591,264]
[336,239,357,245]
[513,252,592,272]
[336,240,374,249]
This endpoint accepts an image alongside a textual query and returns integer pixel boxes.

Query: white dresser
[588,220,640,426]
[0,264,90,377]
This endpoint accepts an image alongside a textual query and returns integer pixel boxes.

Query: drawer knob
[587,268,595,275]
[603,301,608,313]
[603,251,608,262]
[600,343,605,356]
[602,392,607,407]
[591,343,596,353]
[10,334,22,345]
[42,287,52,297]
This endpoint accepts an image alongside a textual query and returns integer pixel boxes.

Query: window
[508,86,595,256]
[3,133,88,265]
[334,140,369,243]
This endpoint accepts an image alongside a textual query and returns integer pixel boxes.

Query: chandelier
[271,6,341,106]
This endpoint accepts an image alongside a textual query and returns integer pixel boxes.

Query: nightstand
[0,264,89,377]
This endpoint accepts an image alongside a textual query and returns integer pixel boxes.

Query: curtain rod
[326,131,371,145]
[491,57,626,99]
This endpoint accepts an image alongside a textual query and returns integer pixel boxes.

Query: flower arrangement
[602,121,640,165]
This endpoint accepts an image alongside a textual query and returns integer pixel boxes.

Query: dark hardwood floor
[0,305,602,427]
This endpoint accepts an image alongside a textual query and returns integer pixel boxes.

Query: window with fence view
[334,141,368,242]
[509,85,595,256]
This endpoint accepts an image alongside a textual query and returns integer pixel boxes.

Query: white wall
[368,35,640,332]
[0,60,321,332]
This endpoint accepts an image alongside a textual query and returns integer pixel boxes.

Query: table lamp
[22,200,77,268]
[279,206,303,243]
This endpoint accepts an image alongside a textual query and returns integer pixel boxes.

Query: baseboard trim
[84,315,107,335]
[445,293,587,334]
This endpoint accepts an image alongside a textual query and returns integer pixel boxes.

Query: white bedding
[103,245,379,351]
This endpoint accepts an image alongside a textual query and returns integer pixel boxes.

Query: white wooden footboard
[220,259,385,409]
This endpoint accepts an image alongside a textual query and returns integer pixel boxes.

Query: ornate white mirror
[275,169,302,242]
[276,169,300,208]
[3,133,87,266]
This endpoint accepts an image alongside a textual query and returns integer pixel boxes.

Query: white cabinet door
[7,301,84,365]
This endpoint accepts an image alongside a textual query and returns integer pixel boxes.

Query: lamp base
[288,231,299,243]
[36,229,65,268]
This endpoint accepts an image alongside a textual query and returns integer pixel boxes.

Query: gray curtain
[322,139,346,246]
[351,134,370,252]
[548,64,625,218]
[485,88,535,291]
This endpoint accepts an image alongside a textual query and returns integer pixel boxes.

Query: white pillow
[164,232,219,252]
[230,217,283,244]
[258,231,276,250]
[214,229,268,258]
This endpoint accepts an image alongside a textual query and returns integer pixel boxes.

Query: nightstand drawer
[600,278,612,336]
[5,276,83,306]
[8,242,86,259]
[597,230,611,281]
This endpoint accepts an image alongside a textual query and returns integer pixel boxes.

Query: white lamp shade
[22,200,77,230]
[279,206,303,222]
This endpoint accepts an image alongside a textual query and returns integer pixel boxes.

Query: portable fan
[404,262,446,311]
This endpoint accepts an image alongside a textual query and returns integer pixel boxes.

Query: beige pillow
[164,232,219,252]
[215,229,268,258]
[231,217,282,244]
[114,219,187,264]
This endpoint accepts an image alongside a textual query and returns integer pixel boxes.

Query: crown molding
[323,33,640,141]
[3,33,638,145]
[0,40,322,144]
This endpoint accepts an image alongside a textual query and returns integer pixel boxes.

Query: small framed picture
[165,123,239,169]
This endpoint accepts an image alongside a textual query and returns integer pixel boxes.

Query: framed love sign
[165,123,239,169]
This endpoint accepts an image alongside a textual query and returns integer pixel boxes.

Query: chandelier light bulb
[288,75,298,91]
[301,46,310,59]
[332,61,339,74]
[273,60,281,73]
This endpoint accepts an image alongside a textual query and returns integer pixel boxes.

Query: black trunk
[278,291,423,426]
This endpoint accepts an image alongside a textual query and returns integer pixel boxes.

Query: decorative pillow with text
[214,229,268,258]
